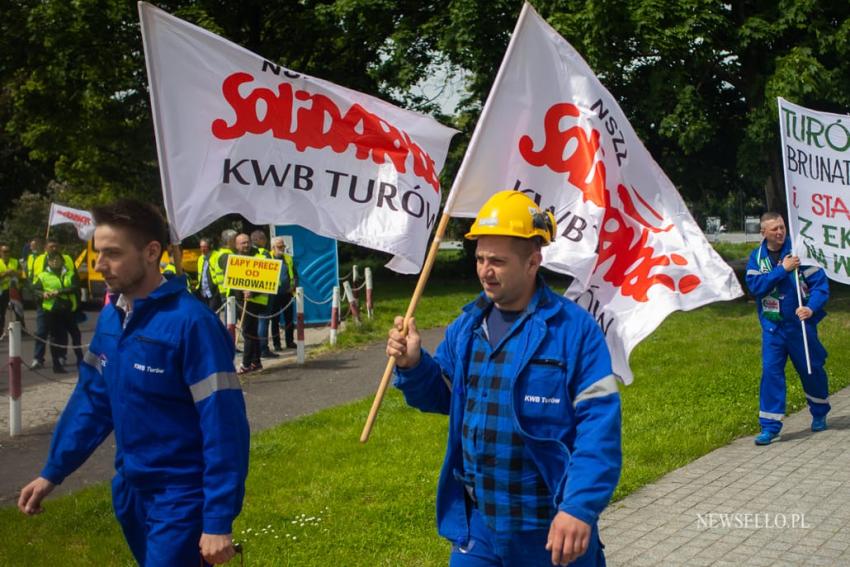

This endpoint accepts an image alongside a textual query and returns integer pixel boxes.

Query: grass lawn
[2,255,848,565]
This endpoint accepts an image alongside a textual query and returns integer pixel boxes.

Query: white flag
[778,97,850,284]
[447,3,743,383]
[49,203,95,241]
[138,2,457,273]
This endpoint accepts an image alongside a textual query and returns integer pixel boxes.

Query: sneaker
[286,342,297,349]
[29,360,44,370]
[754,431,781,446]
[236,365,253,376]
[249,361,263,372]
[272,344,283,352]
[261,349,279,358]
[812,416,828,432]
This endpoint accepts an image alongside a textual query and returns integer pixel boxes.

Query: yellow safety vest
[37,269,77,312]
[212,247,232,296]
[26,253,38,279]
[0,257,20,292]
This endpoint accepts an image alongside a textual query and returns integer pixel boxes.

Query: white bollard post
[352,264,360,302]
[9,321,23,437]
[365,267,373,319]
[296,287,305,364]
[226,295,237,345]
[330,286,340,346]
[343,280,361,325]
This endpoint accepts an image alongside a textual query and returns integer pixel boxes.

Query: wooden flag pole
[359,212,452,443]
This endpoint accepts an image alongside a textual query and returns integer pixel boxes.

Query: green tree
[426,0,850,224]
[0,0,453,238]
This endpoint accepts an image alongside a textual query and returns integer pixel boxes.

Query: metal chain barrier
[232,296,295,320]
[302,292,334,305]
[20,323,92,350]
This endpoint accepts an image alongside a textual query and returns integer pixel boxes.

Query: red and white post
[296,287,305,364]
[343,280,361,325]
[365,267,373,319]
[330,286,340,346]
[226,295,237,345]
[8,321,23,437]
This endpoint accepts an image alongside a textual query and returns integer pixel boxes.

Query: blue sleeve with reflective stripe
[559,314,622,527]
[804,267,829,314]
[41,354,114,485]
[183,307,249,535]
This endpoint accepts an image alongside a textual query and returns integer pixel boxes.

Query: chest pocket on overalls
[130,335,179,399]
[518,358,569,425]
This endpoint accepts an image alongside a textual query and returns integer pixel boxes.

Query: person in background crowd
[387,191,622,567]
[0,243,23,337]
[219,233,268,374]
[745,211,831,446]
[211,229,236,303]
[25,237,44,281]
[259,236,297,355]
[251,230,281,359]
[33,252,83,373]
[29,238,76,369]
[18,199,249,566]
[250,230,271,259]
[196,237,221,311]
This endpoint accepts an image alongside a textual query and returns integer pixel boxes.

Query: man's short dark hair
[92,199,169,252]
[760,211,783,225]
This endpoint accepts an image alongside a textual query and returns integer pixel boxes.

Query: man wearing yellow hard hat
[388,190,622,566]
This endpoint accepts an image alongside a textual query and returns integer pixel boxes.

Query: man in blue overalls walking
[745,212,830,446]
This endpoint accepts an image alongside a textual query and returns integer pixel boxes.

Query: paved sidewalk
[600,387,850,566]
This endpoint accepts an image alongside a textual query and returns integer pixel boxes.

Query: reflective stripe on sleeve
[746,269,761,276]
[759,411,784,421]
[83,350,102,375]
[190,372,241,403]
[802,267,819,277]
[574,374,619,407]
[805,393,829,405]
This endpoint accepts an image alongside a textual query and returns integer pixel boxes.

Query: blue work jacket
[41,276,250,534]
[745,238,829,332]
[394,282,622,546]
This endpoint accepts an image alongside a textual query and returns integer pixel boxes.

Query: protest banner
[778,97,850,284]
[223,255,283,295]
[360,2,744,442]
[48,203,95,241]
[443,2,743,383]
[138,2,457,274]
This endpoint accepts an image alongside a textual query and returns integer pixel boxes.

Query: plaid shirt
[460,306,556,532]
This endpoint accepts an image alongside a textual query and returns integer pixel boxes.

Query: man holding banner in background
[220,233,270,374]
[746,212,830,446]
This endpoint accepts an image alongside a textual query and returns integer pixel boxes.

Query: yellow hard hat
[465,190,557,245]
